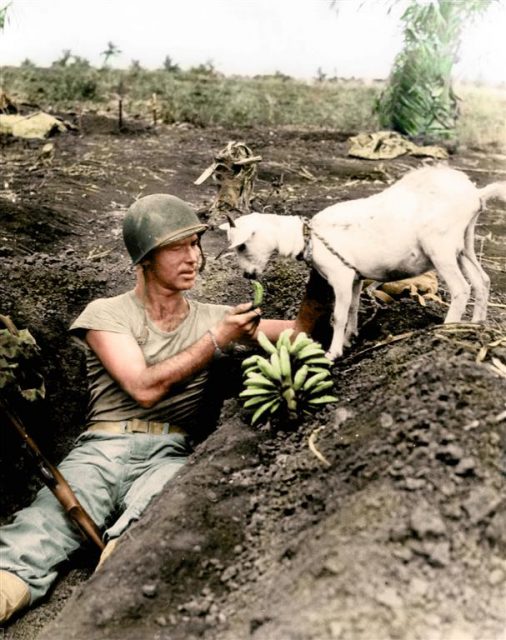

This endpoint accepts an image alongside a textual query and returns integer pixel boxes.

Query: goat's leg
[458,254,490,322]
[428,250,471,323]
[459,220,490,322]
[344,277,362,347]
[295,268,334,347]
[325,273,356,360]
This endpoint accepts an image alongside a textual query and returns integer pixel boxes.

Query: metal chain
[300,217,360,276]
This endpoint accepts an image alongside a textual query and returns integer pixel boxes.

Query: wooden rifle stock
[1,400,105,551]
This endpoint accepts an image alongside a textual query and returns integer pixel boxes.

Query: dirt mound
[1,117,505,640]
[33,319,506,640]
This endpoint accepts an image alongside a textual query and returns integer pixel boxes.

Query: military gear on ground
[123,194,207,265]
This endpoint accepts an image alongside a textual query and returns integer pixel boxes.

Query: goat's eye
[237,243,246,253]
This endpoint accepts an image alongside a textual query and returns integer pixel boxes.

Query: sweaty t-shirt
[69,290,230,430]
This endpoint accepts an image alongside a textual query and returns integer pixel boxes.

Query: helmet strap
[198,238,206,272]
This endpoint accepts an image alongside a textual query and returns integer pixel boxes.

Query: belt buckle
[130,419,148,434]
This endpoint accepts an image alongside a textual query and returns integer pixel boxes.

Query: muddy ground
[1,113,505,640]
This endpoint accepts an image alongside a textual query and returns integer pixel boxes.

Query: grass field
[1,64,505,151]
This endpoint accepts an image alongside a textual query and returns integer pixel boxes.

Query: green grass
[0,64,504,151]
[455,84,506,152]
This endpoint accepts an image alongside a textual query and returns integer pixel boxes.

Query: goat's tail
[478,181,506,204]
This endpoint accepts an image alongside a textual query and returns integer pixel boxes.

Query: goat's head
[219,213,279,278]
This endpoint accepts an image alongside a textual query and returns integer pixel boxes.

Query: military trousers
[0,430,191,604]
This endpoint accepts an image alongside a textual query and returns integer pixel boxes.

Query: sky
[0,0,505,85]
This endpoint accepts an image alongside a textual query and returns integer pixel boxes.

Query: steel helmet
[123,194,208,264]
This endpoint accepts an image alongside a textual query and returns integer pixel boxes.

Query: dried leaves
[0,315,45,402]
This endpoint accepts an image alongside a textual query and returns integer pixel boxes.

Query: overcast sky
[1,0,505,84]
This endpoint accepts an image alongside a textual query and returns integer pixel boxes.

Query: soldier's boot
[0,570,30,623]
[95,537,119,571]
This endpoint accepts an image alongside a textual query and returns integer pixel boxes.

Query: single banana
[251,280,264,307]
[239,386,277,398]
[244,367,262,377]
[303,370,329,391]
[289,332,312,355]
[306,365,329,374]
[241,354,262,369]
[268,399,281,415]
[293,364,309,390]
[244,374,278,388]
[306,380,334,396]
[257,356,281,381]
[269,351,283,381]
[297,343,326,361]
[302,356,332,367]
[279,344,292,383]
[257,331,277,356]
[243,394,276,409]
[307,394,338,405]
[276,328,294,351]
[251,396,279,426]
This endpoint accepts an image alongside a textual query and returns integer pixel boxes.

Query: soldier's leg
[0,433,127,614]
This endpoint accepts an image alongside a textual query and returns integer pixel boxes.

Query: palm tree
[101,41,122,68]
[376,0,498,140]
[332,0,498,140]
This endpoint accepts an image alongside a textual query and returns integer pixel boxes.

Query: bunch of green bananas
[239,329,337,426]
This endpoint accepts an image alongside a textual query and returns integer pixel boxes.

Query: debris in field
[490,357,506,378]
[364,271,442,307]
[348,131,448,160]
[86,246,113,261]
[308,425,331,467]
[0,112,74,139]
[195,141,262,222]
[0,89,18,114]
[493,410,506,423]
[29,142,55,170]
[0,315,46,402]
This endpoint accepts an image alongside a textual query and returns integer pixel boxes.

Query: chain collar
[298,216,361,277]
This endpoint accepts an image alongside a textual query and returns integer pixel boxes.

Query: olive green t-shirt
[69,291,230,429]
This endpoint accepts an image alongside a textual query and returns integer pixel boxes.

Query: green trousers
[0,430,190,604]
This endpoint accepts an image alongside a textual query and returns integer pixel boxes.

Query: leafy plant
[0,2,9,30]
[240,330,337,426]
[162,55,180,73]
[0,317,45,402]
[52,49,73,68]
[375,0,497,139]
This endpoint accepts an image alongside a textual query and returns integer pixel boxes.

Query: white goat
[220,166,506,360]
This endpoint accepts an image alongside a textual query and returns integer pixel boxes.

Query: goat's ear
[229,230,253,248]
[218,223,230,232]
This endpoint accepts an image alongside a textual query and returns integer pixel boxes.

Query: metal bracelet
[207,329,223,356]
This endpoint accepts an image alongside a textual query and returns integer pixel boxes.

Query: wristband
[207,329,223,356]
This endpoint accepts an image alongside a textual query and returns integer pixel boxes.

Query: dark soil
[1,115,505,640]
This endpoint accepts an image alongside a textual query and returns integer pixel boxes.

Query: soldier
[0,194,294,622]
